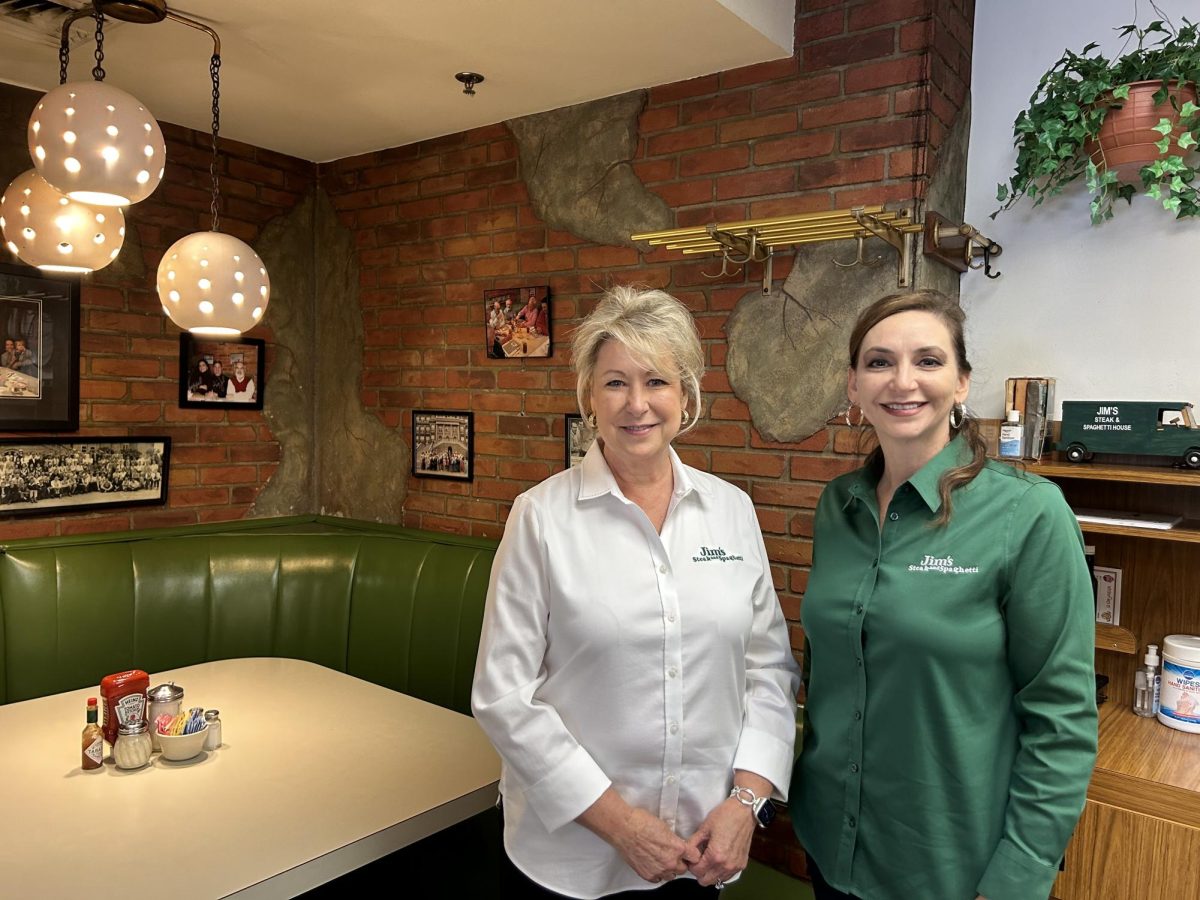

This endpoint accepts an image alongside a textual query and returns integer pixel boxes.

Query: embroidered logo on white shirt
[907,554,980,574]
[693,545,744,563]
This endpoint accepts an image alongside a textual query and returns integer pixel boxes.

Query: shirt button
[667,774,677,785]
[848,817,857,828]
[856,658,863,668]
[889,512,899,521]
[871,559,879,568]
[670,722,679,734]
[854,710,863,721]
[667,612,676,623]
[668,667,678,678]
[659,564,667,574]
[856,605,864,615]
[850,763,859,773]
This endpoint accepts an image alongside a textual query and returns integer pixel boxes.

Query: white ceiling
[0,0,794,162]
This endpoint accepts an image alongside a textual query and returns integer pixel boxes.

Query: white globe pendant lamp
[153,13,270,334]
[158,232,269,335]
[1,168,125,273]
[28,6,165,207]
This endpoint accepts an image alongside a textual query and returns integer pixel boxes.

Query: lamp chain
[92,8,106,82]
[58,28,69,85]
[209,53,222,232]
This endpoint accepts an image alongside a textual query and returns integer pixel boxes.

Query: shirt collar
[577,441,709,503]
[842,435,972,513]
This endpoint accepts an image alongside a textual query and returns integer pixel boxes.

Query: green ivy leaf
[1147,183,1164,199]
[1181,101,1200,117]
[1152,118,1174,135]
[1165,195,1183,211]
[1155,136,1171,153]
[1179,132,1198,150]
[1113,83,1131,100]
[996,184,1009,202]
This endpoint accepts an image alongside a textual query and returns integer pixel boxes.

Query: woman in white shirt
[472,286,800,899]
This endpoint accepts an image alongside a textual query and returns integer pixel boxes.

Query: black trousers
[807,855,863,900]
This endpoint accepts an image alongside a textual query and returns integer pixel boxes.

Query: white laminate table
[0,657,501,898]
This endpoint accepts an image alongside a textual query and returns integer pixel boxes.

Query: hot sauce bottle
[82,697,103,770]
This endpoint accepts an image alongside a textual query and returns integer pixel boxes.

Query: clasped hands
[615,799,755,888]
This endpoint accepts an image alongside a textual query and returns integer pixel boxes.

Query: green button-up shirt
[790,437,1097,900]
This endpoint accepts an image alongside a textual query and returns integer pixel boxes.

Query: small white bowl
[156,724,208,761]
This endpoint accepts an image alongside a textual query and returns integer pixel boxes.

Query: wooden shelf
[1078,518,1200,544]
[1096,623,1137,654]
[1089,702,1200,828]
[1027,460,1200,487]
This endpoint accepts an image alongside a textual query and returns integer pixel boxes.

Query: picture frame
[484,285,551,359]
[0,261,80,431]
[179,334,265,409]
[0,436,170,518]
[564,413,595,469]
[412,409,473,481]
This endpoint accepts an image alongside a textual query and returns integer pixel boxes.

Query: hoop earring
[681,409,690,426]
[844,404,863,427]
[949,403,964,430]
[586,412,597,429]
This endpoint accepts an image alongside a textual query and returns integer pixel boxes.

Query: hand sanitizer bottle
[998,410,1025,459]
[1133,644,1161,717]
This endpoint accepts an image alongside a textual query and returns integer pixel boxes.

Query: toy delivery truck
[1059,401,1200,468]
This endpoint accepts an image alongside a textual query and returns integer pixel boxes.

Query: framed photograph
[179,334,264,409]
[0,261,80,431]
[485,285,551,359]
[0,436,170,518]
[564,413,596,469]
[412,409,473,481]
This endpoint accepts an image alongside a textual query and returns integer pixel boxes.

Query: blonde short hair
[571,285,703,435]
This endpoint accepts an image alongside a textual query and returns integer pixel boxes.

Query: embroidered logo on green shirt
[693,545,744,563]
[907,554,980,574]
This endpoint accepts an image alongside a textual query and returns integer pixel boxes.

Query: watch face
[755,799,776,828]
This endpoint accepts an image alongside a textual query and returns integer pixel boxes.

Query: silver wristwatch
[729,785,776,829]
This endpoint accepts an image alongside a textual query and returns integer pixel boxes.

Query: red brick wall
[321,0,975,658]
[0,83,314,540]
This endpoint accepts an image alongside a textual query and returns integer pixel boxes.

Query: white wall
[963,0,1200,419]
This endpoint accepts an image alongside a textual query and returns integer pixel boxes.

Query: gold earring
[681,409,690,425]
[586,412,597,429]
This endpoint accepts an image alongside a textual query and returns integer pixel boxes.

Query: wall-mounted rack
[923,211,1003,279]
[632,205,925,293]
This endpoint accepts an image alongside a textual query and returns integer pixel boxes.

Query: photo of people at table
[0,296,44,399]
[484,285,550,359]
[183,339,259,403]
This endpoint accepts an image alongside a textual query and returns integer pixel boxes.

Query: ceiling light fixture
[455,72,485,97]
[154,11,269,335]
[28,4,166,207]
[0,168,125,273]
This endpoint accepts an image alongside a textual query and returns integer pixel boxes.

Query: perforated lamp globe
[157,231,270,335]
[1,168,125,273]
[28,81,166,206]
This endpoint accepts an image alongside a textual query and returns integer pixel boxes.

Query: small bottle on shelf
[998,410,1025,459]
[82,697,103,771]
[1133,644,1161,718]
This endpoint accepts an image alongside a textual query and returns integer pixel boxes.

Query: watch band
[729,785,776,829]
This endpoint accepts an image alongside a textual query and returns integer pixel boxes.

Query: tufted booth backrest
[0,519,498,714]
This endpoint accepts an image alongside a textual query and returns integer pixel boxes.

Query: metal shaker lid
[147,682,184,703]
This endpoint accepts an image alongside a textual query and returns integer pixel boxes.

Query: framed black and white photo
[179,334,264,409]
[0,436,170,517]
[0,261,80,431]
[564,413,595,469]
[412,409,473,481]
[484,285,551,359]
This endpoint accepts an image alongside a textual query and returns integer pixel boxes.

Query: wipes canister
[1157,634,1200,733]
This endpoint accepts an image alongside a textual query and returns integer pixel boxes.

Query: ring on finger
[715,880,724,890]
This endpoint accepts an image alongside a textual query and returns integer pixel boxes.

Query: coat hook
[832,235,883,269]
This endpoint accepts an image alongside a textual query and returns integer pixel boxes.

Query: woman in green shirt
[790,290,1097,900]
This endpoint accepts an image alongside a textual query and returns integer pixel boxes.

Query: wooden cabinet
[1030,460,1200,900]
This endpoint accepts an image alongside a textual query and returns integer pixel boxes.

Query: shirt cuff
[522,744,613,833]
[976,837,1061,900]
[731,725,796,801]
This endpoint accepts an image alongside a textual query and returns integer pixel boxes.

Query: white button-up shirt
[472,443,800,898]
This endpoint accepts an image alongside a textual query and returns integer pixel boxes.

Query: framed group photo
[0,436,170,518]
[485,285,551,359]
[0,261,80,431]
[179,334,265,409]
[564,413,596,469]
[412,409,473,481]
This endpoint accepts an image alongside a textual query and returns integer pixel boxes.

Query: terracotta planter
[1086,80,1199,183]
